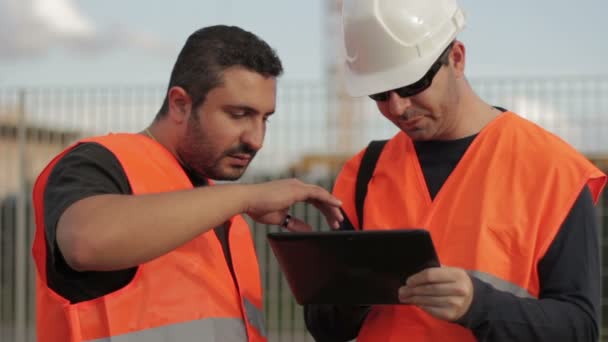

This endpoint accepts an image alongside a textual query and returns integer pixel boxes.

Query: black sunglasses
[369,44,453,102]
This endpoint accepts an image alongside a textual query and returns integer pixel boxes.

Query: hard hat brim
[343,43,448,98]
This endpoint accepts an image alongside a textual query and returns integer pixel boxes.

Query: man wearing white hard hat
[304,0,606,340]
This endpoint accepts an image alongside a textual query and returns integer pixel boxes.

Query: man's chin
[212,167,248,181]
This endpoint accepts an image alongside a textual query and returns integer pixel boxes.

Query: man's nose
[387,91,414,118]
[241,121,265,152]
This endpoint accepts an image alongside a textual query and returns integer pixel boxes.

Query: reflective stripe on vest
[244,298,267,337]
[469,270,534,299]
[87,317,247,342]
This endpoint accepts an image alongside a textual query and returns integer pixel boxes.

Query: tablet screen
[267,229,440,305]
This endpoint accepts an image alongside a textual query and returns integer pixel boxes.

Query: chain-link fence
[1,76,608,341]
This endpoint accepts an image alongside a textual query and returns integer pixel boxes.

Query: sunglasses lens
[396,82,425,98]
[369,78,428,102]
[369,92,389,101]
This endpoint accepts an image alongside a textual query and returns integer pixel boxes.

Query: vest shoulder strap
[354,139,388,229]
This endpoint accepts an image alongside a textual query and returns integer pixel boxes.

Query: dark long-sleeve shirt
[305,134,600,341]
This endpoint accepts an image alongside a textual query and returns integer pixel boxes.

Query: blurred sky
[0,0,606,87]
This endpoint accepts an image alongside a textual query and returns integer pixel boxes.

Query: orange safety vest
[32,134,266,342]
[334,112,606,341]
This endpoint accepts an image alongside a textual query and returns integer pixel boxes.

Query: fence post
[15,89,27,342]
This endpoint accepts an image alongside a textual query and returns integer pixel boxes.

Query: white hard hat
[341,0,466,97]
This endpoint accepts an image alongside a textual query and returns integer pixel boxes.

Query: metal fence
[1,76,608,341]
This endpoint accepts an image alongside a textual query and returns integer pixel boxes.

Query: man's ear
[449,40,466,78]
[167,86,192,124]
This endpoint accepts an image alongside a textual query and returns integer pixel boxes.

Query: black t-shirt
[43,142,231,303]
[413,134,476,199]
[305,132,600,341]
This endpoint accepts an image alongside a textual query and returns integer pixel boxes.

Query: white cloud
[0,0,172,59]
[32,0,95,36]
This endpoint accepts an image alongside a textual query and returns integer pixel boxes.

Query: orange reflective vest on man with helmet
[333,112,606,341]
[32,134,266,342]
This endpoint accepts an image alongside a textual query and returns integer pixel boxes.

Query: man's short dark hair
[156,25,283,119]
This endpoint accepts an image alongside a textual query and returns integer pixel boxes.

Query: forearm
[304,304,370,342]
[458,186,600,341]
[57,183,251,271]
[458,278,598,341]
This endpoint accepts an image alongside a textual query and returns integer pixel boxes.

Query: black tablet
[267,229,440,305]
